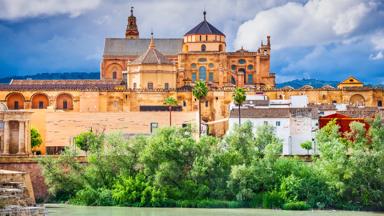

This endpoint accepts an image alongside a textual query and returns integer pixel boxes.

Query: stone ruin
[0,169,45,216]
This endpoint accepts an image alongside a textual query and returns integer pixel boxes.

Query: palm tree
[164,96,178,126]
[192,80,208,137]
[232,87,246,125]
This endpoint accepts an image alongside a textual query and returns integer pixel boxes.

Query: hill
[0,72,99,84]
[276,79,339,89]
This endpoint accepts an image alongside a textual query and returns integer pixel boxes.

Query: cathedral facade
[101,10,275,89]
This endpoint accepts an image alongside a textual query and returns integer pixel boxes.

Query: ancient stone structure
[0,169,45,215]
[0,103,32,156]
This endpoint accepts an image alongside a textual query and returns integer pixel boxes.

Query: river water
[46,204,384,216]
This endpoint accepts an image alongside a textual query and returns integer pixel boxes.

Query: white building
[228,95,319,155]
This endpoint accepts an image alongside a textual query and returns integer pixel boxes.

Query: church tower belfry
[125,7,139,39]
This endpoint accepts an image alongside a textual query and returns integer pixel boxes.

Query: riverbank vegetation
[38,117,384,211]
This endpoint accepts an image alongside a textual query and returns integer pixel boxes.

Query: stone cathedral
[101,9,275,89]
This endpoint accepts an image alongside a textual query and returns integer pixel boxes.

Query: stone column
[18,121,25,154]
[25,120,31,155]
[3,121,10,154]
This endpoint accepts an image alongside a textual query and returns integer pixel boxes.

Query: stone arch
[350,94,365,106]
[56,93,73,110]
[6,92,25,110]
[105,63,123,80]
[31,92,49,109]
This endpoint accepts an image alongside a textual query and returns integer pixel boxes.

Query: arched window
[112,71,117,80]
[205,35,208,41]
[201,44,206,52]
[192,73,197,82]
[199,66,207,81]
[191,63,197,68]
[247,65,254,70]
[238,59,246,64]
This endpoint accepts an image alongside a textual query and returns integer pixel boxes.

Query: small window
[205,101,209,107]
[183,101,186,107]
[247,65,253,70]
[276,121,281,127]
[332,100,337,104]
[147,82,153,90]
[199,35,202,41]
[322,95,326,100]
[209,72,214,82]
[133,83,137,89]
[192,73,197,82]
[349,79,354,82]
[231,65,236,71]
[112,71,117,80]
[208,63,214,68]
[205,35,208,41]
[14,101,19,109]
[238,59,246,64]
[191,63,197,68]
[218,44,223,51]
[279,95,283,99]
[63,100,68,109]
[378,100,382,107]
[38,101,44,109]
[164,83,169,90]
[263,121,268,125]
[201,44,206,52]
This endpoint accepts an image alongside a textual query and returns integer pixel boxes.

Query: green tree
[300,141,312,155]
[232,87,246,125]
[74,130,103,154]
[164,96,178,126]
[31,128,42,149]
[192,80,208,137]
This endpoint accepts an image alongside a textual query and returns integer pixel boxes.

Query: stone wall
[0,157,47,201]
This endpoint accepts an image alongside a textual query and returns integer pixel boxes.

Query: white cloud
[370,51,384,60]
[234,0,376,50]
[0,0,101,20]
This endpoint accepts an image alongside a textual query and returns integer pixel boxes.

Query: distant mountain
[276,79,339,89]
[0,72,99,84]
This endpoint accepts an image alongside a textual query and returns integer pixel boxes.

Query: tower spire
[203,10,206,21]
[149,32,155,48]
[125,6,139,39]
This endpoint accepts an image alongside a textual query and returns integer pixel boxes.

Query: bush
[262,191,284,209]
[282,201,310,210]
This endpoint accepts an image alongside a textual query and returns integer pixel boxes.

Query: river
[46,204,384,216]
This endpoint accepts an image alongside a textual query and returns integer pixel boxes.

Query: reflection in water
[46,204,384,216]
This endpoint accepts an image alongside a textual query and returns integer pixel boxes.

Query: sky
[0,0,383,84]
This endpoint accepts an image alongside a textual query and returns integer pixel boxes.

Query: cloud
[234,0,379,50]
[370,51,383,60]
[0,0,101,20]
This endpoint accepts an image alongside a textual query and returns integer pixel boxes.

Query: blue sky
[0,0,383,84]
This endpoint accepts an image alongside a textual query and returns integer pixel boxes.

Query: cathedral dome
[184,11,225,36]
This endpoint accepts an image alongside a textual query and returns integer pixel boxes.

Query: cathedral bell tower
[125,7,139,39]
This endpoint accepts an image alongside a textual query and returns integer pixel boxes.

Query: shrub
[282,201,310,210]
[262,191,284,209]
